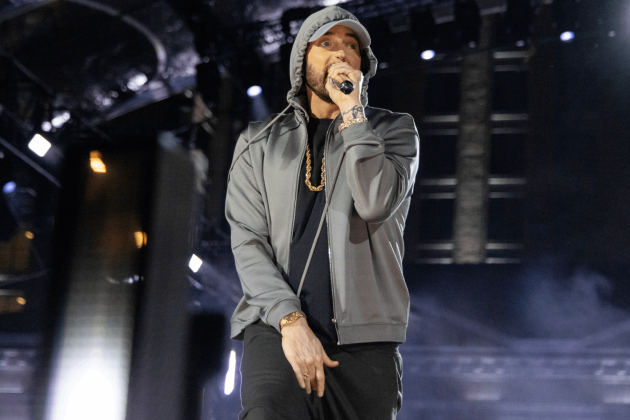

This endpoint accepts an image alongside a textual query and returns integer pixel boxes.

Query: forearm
[232,240,301,329]
[339,115,419,222]
[227,132,301,330]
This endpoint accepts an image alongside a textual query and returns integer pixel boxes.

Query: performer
[226,6,419,419]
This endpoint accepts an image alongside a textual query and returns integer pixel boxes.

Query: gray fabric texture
[226,6,420,345]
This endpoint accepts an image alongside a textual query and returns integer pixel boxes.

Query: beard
[304,63,334,104]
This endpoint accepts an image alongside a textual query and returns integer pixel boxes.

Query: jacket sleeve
[225,130,301,332]
[340,114,420,223]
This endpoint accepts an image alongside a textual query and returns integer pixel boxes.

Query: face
[304,25,362,104]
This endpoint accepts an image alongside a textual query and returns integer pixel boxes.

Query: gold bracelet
[279,311,305,330]
[338,117,368,133]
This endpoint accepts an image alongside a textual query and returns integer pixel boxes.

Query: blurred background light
[90,151,106,173]
[28,134,52,157]
[48,353,125,420]
[247,86,270,121]
[16,297,26,305]
[247,85,262,97]
[25,231,34,239]
[127,72,148,91]
[560,31,575,42]
[41,121,52,132]
[323,0,345,6]
[224,350,237,395]
[134,231,147,248]
[421,50,436,60]
[189,254,203,272]
[3,181,16,194]
[51,111,71,128]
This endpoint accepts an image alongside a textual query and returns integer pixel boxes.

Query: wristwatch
[279,311,305,330]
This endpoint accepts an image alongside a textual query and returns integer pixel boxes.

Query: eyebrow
[321,31,361,47]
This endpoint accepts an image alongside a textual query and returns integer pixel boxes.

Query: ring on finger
[303,373,310,379]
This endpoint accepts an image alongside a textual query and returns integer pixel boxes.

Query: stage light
[48,354,125,420]
[3,181,16,194]
[127,72,148,91]
[134,232,147,249]
[247,85,262,97]
[28,134,51,157]
[16,297,25,305]
[51,111,71,128]
[560,31,575,42]
[189,254,203,273]
[90,151,106,173]
[25,231,34,239]
[421,50,436,60]
[42,121,52,132]
[248,86,270,121]
[224,350,237,395]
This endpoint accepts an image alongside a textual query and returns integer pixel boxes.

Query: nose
[333,49,346,62]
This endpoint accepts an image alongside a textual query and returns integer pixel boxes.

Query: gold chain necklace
[305,142,325,192]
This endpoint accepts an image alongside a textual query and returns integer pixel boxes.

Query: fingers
[323,352,340,368]
[326,63,362,104]
[310,369,318,395]
[289,357,320,395]
[316,368,326,397]
[280,324,332,396]
[291,363,306,389]
[304,370,312,394]
[305,354,321,394]
[327,63,361,84]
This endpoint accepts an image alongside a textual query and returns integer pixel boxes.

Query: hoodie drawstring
[227,103,293,180]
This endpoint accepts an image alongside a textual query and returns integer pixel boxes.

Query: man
[226,6,419,419]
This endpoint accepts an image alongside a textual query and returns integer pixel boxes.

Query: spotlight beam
[0,136,61,187]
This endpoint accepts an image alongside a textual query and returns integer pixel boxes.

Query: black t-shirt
[287,117,338,346]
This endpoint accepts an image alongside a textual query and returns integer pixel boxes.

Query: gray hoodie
[226,6,419,344]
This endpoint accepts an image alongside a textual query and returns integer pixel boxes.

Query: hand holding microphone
[325,62,365,122]
[329,78,354,94]
[326,62,362,100]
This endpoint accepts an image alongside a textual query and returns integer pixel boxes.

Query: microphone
[339,81,354,94]
[329,78,354,95]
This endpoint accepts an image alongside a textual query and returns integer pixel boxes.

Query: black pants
[239,322,403,420]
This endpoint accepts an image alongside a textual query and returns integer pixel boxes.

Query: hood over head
[286,6,378,121]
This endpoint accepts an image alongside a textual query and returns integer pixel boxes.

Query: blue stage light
[421,50,436,60]
[247,85,262,97]
[3,181,16,194]
[560,31,575,42]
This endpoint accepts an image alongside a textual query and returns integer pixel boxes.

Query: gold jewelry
[279,311,305,330]
[305,143,325,192]
[338,117,368,133]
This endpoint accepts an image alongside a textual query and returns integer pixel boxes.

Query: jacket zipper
[325,115,342,345]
